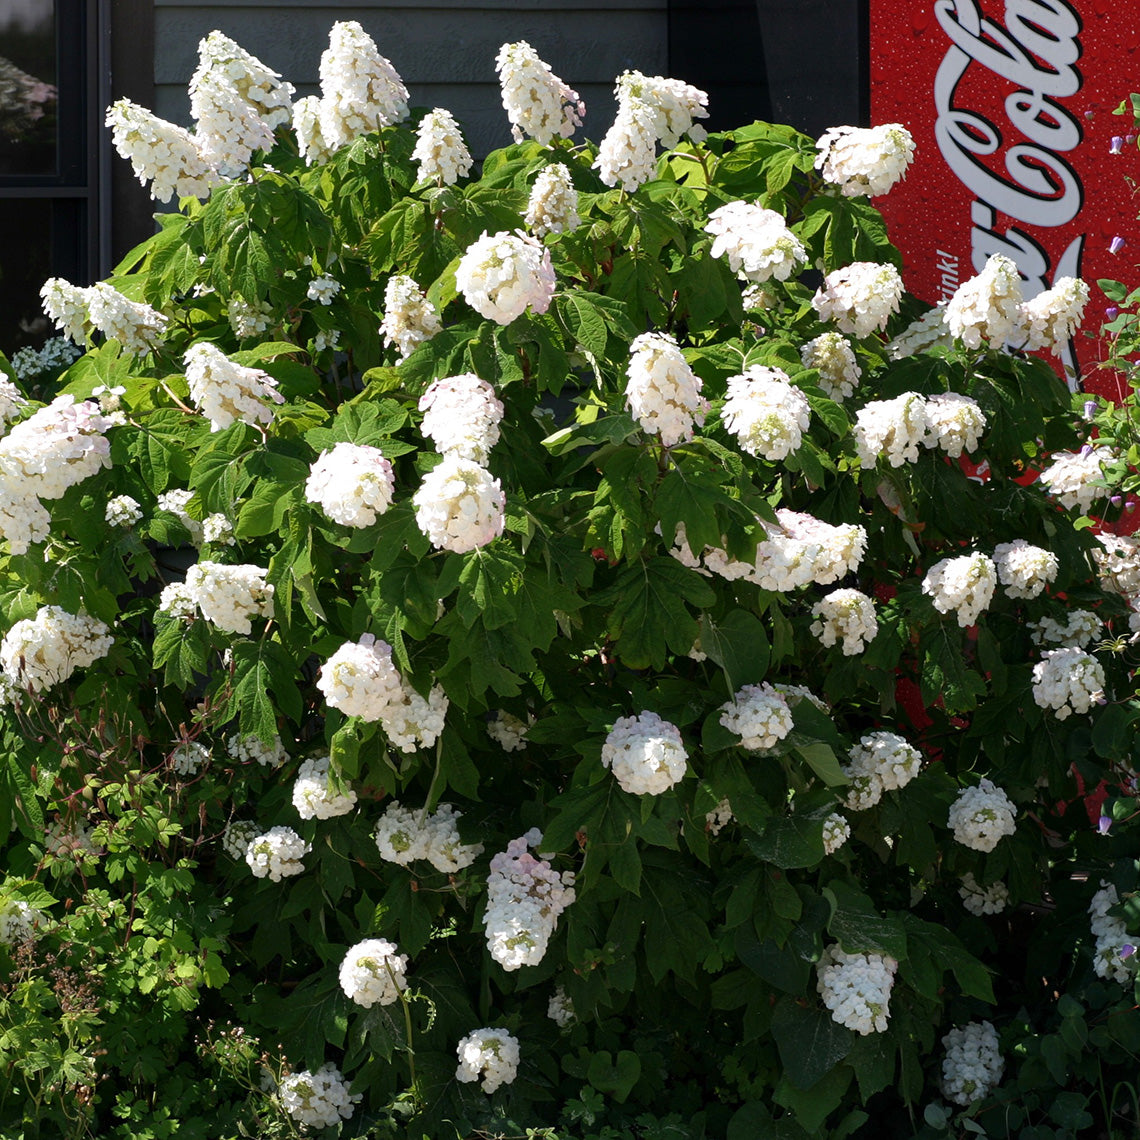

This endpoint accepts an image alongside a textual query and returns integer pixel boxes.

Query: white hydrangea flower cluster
[719,683,794,751]
[773,682,829,712]
[184,342,284,432]
[189,31,294,174]
[245,825,309,881]
[853,392,931,468]
[0,394,113,507]
[1094,534,1140,598]
[170,741,210,776]
[413,455,505,554]
[1029,609,1102,649]
[315,21,409,154]
[317,634,403,720]
[380,275,443,360]
[822,811,851,854]
[601,712,689,796]
[0,606,113,693]
[1039,447,1112,514]
[293,755,358,820]
[814,123,916,197]
[379,680,449,753]
[525,164,580,237]
[885,305,954,359]
[41,279,167,357]
[992,539,1058,600]
[338,937,408,1008]
[279,1063,359,1128]
[227,733,288,769]
[941,1021,1004,1106]
[947,780,1017,852]
[156,489,203,544]
[374,800,483,872]
[184,561,274,634]
[485,829,576,970]
[419,373,504,464]
[1089,883,1136,985]
[455,1028,520,1093]
[1017,276,1089,354]
[959,872,1009,916]
[812,262,903,338]
[305,443,396,528]
[816,944,898,1035]
[487,710,531,752]
[706,798,734,835]
[202,513,234,546]
[547,986,575,1027]
[625,332,708,447]
[925,392,987,458]
[292,96,333,165]
[221,820,259,860]
[922,552,997,627]
[40,278,90,344]
[306,275,341,306]
[495,42,584,145]
[801,332,861,401]
[455,230,555,325]
[1031,647,1104,719]
[946,254,1023,348]
[842,731,922,810]
[158,581,197,619]
[412,108,473,185]
[10,337,79,381]
[594,70,708,190]
[105,495,142,528]
[721,366,810,461]
[105,98,221,203]
[227,297,273,340]
[705,201,807,283]
[0,898,46,945]
[811,588,878,655]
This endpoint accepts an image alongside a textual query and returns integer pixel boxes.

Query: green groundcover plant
[1,22,1139,1140]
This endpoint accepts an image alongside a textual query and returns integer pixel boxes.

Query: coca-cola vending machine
[869,0,1130,400]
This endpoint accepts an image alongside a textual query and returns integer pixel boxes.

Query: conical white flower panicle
[0,605,113,693]
[318,21,409,153]
[455,1028,520,1093]
[992,539,1058,600]
[721,365,810,461]
[190,31,295,174]
[87,283,168,357]
[413,455,505,553]
[305,442,396,528]
[594,69,708,190]
[922,552,997,627]
[105,99,220,203]
[412,108,473,186]
[419,372,504,463]
[815,123,915,198]
[40,278,90,345]
[455,230,556,325]
[338,938,408,1008]
[941,1021,1004,1106]
[495,42,584,145]
[380,275,443,360]
[947,779,1016,852]
[1031,647,1105,719]
[625,332,707,447]
[853,392,931,469]
[811,588,878,655]
[816,944,898,1035]
[1039,447,1113,514]
[1016,276,1090,354]
[184,342,284,432]
[945,254,1023,349]
[600,712,688,795]
[801,332,861,401]
[812,262,903,338]
[293,95,333,166]
[705,201,807,283]
[925,392,986,458]
[885,305,953,359]
[525,164,580,238]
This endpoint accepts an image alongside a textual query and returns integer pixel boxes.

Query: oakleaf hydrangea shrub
[2,21,1139,1140]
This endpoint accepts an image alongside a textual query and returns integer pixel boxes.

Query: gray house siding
[152,0,669,161]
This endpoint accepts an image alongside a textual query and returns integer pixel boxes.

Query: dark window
[0,0,102,357]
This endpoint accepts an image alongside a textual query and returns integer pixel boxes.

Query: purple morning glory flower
[1121,944,1136,960]
[1098,814,1113,835]
[1106,306,1120,320]
[1084,400,1098,419]
[1111,136,1125,154]
[1110,236,1126,255]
